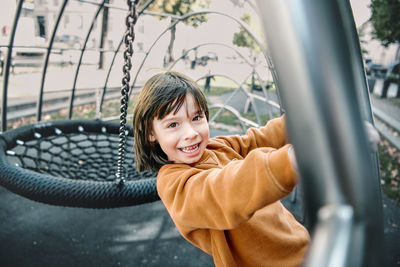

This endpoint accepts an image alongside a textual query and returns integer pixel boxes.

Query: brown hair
[132,71,209,172]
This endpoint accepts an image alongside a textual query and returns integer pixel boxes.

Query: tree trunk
[167,22,176,64]
[99,0,109,69]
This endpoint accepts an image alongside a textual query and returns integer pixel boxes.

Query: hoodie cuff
[266,144,298,193]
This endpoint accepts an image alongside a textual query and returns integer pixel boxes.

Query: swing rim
[0,119,159,209]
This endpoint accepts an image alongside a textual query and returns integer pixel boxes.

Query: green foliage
[146,0,211,27]
[378,142,400,202]
[357,23,369,55]
[370,0,400,47]
[232,13,260,53]
[143,0,211,64]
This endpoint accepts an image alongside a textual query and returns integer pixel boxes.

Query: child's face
[150,94,209,165]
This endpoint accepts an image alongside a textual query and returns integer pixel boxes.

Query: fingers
[364,121,380,152]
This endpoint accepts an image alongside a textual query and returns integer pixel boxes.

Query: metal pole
[68,0,106,119]
[256,0,383,266]
[36,0,69,121]
[1,0,24,132]
[98,0,154,117]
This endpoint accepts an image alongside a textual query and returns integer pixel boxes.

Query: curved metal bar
[68,0,106,119]
[98,0,155,117]
[98,30,124,118]
[1,0,24,132]
[168,42,279,119]
[208,104,259,132]
[129,10,276,100]
[195,73,262,125]
[256,0,383,266]
[253,69,275,119]
[36,0,69,121]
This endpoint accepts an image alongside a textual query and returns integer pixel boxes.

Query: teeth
[181,144,199,153]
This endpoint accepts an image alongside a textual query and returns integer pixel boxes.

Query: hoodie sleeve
[213,115,288,157]
[157,144,297,230]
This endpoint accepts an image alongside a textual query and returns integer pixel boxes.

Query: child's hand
[364,121,380,152]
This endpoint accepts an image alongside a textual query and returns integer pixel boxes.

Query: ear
[149,132,156,142]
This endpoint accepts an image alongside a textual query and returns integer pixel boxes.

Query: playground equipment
[0,0,384,266]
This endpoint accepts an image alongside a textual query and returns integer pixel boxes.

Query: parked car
[365,59,387,78]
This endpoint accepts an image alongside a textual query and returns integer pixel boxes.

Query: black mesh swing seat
[0,120,159,208]
[0,0,158,209]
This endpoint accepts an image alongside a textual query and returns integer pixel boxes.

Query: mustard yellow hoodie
[157,116,310,266]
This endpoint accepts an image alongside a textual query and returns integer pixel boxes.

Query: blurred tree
[145,0,211,65]
[357,22,369,56]
[370,0,400,47]
[232,13,260,57]
[233,13,262,91]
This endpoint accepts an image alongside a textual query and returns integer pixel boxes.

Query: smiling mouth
[180,143,200,153]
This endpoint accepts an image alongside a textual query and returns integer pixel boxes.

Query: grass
[208,107,277,134]
[206,84,279,131]
[204,85,237,96]
[203,83,276,97]
[378,140,400,203]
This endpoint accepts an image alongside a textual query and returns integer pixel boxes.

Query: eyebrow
[160,108,203,122]
[188,109,203,117]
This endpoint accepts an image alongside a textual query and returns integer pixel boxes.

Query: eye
[193,115,202,121]
[167,122,178,128]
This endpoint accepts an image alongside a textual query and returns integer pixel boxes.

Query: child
[133,71,310,267]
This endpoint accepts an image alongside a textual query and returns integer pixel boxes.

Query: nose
[182,123,199,140]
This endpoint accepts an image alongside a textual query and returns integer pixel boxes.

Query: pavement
[0,188,214,267]
[0,75,400,266]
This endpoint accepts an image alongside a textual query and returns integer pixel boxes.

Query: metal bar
[0,45,47,49]
[98,0,155,117]
[68,0,106,119]
[306,205,354,267]
[1,0,24,132]
[169,42,278,119]
[98,38,124,118]
[195,73,262,125]
[129,10,273,99]
[36,0,69,121]
[256,0,383,266]
[208,104,257,131]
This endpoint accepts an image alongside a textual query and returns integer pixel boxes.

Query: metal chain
[116,0,140,185]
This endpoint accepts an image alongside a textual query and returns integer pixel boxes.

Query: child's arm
[214,115,288,157]
[157,144,297,231]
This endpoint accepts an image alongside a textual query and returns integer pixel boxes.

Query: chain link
[116,0,140,185]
